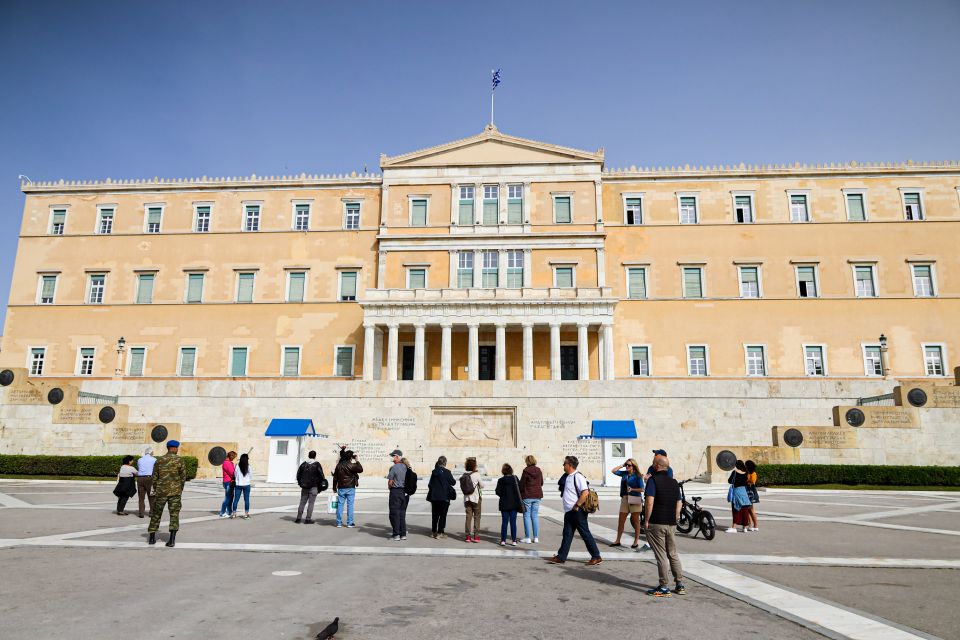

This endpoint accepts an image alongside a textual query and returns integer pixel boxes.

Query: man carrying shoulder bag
[295,450,326,524]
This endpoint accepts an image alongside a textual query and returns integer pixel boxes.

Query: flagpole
[490,89,494,126]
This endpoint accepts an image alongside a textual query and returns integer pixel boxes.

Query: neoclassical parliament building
[2,126,958,481]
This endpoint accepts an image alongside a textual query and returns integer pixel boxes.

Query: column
[603,322,615,380]
[386,323,399,381]
[498,182,508,224]
[414,323,425,381]
[449,250,457,288]
[597,327,605,380]
[523,182,532,225]
[577,323,589,381]
[523,249,533,287]
[380,184,389,230]
[440,323,452,381]
[495,323,506,380]
[550,322,561,381]
[522,322,534,381]
[373,326,384,380]
[473,249,482,289]
[594,178,604,227]
[467,323,480,381]
[450,184,458,225]
[497,248,507,287]
[377,251,387,289]
[596,248,606,287]
[363,323,376,381]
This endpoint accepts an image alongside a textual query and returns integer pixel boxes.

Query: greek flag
[491,68,501,92]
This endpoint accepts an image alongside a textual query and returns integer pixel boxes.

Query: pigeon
[316,617,339,639]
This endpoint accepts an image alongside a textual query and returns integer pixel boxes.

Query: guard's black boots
[148,532,156,545]
[165,531,177,548]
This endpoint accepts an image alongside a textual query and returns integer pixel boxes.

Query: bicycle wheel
[676,507,693,534]
[700,511,717,540]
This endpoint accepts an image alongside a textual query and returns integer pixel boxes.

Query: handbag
[514,476,526,513]
[627,492,644,505]
[748,486,760,504]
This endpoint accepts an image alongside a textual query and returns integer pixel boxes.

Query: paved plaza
[1,480,958,639]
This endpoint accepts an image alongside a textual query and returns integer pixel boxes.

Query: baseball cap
[389,449,403,457]
[652,449,667,456]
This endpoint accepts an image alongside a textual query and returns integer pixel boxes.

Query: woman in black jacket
[426,456,456,539]
[495,463,523,546]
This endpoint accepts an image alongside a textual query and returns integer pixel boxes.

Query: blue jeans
[557,508,601,561]
[522,498,541,539]
[336,487,356,525]
[500,510,518,542]
[232,485,251,513]
[219,481,234,515]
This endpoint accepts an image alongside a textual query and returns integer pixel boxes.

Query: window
[912,264,935,297]
[507,185,523,224]
[236,272,255,303]
[625,197,642,225]
[145,206,162,233]
[186,273,205,303]
[854,265,877,297]
[458,186,475,225]
[555,266,574,288]
[97,207,114,234]
[282,347,300,377]
[344,202,360,230]
[482,185,499,225]
[733,193,754,223]
[789,193,810,222]
[294,203,310,231]
[746,345,766,376]
[230,347,248,376]
[554,196,572,223]
[339,271,358,301]
[627,267,647,299]
[50,209,66,235]
[924,345,945,376]
[87,274,106,304]
[903,191,924,221]
[796,265,818,298]
[805,346,825,376]
[682,267,703,298]
[739,266,760,298]
[481,251,498,287]
[136,273,155,304]
[178,347,196,377]
[863,345,882,376]
[410,199,428,226]
[287,271,306,302]
[276,440,289,455]
[631,346,650,376]
[687,346,707,376]
[194,205,211,232]
[506,251,524,288]
[844,191,866,221]
[678,195,698,224]
[335,346,354,377]
[78,348,95,376]
[244,204,260,232]
[38,275,57,304]
[128,347,145,377]
[408,268,426,289]
[29,347,45,376]
[457,252,474,288]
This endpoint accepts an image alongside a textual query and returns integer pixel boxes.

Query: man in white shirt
[135,448,157,518]
[549,455,602,566]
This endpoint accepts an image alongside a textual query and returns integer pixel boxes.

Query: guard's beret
[167,440,181,448]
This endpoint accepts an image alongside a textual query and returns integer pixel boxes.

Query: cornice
[21,172,383,195]
[603,160,960,180]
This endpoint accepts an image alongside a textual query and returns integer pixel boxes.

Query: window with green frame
[411,199,427,226]
[554,196,571,223]
[482,185,498,225]
[230,347,248,376]
[507,185,523,224]
[458,186,474,225]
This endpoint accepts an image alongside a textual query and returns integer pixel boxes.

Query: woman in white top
[113,455,138,516]
[231,453,253,519]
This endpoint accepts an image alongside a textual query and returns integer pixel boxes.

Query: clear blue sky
[1,0,958,327]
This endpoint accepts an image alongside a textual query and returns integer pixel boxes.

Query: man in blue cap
[644,449,674,481]
[148,440,187,547]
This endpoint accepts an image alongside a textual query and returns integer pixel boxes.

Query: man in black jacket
[643,456,685,597]
[295,451,325,524]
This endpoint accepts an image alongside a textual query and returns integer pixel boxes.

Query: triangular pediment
[381,125,604,168]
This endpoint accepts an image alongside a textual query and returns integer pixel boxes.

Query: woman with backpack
[495,463,523,546]
[745,460,760,532]
[113,455,138,515]
[519,455,543,544]
[461,457,482,543]
[426,455,456,539]
[231,453,253,519]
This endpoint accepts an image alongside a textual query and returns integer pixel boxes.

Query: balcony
[362,286,614,303]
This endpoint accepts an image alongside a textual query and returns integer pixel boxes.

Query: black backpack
[318,465,328,492]
[404,468,418,495]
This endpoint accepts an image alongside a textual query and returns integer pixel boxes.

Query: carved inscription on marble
[563,439,603,464]
[774,426,857,449]
[370,417,416,431]
[5,388,44,404]
[430,407,516,448]
[529,418,576,431]
[103,424,145,444]
[870,410,918,428]
[932,387,960,407]
[54,406,96,424]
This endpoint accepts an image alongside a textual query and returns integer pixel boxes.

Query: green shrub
[0,455,198,481]
[756,464,960,487]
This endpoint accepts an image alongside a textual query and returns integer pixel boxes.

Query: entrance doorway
[401,345,415,380]
[478,345,496,380]
[560,345,579,380]
[603,440,632,486]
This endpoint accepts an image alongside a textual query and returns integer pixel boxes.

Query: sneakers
[533,537,539,543]
[472,536,480,543]
[724,527,739,533]
[674,584,687,595]
[647,586,672,597]
[520,538,531,544]
[438,533,446,539]
[347,524,356,528]
[585,557,603,567]
[748,527,759,532]
[500,541,506,546]
[390,535,401,541]
[336,523,343,528]
[511,540,518,546]
[219,514,229,519]
[400,535,407,540]
[465,536,472,543]
[637,543,651,552]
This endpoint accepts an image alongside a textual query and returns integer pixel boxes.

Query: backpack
[459,472,476,496]
[404,468,418,495]
[573,472,600,514]
[298,461,320,489]
[318,465,328,493]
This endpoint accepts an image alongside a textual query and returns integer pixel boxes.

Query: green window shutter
[627,268,646,298]
[179,348,196,376]
[904,193,920,205]
[556,267,574,288]
[136,274,155,304]
[231,348,247,376]
[288,272,305,302]
[683,268,702,297]
[187,274,204,302]
[457,270,473,288]
[283,347,300,376]
[483,200,498,225]
[409,269,426,289]
[41,276,57,300]
[336,347,353,376]
[741,267,758,284]
[554,197,571,223]
[507,199,522,224]
[237,273,255,302]
[53,210,66,225]
[340,272,357,300]
[411,199,427,226]
[147,207,162,224]
[847,194,865,220]
[507,268,523,288]
[458,201,474,225]
[129,348,145,376]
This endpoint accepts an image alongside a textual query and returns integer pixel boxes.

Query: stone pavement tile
[733,564,958,640]
[872,510,960,532]
[0,508,157,538]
